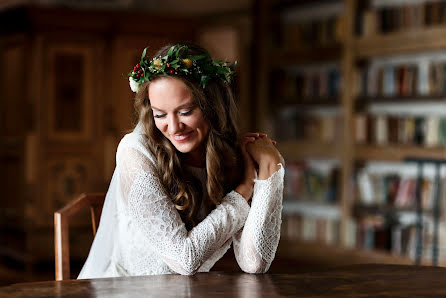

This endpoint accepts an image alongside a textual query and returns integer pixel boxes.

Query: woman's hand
[235,133,264,201]
[246,135,284,180]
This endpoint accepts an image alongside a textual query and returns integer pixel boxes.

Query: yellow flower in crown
[182,58,193,69]
[153,59,162,70]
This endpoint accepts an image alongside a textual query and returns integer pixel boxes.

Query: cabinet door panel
[46,45,94,142]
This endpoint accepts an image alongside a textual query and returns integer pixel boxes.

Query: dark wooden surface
[2,264,446,297]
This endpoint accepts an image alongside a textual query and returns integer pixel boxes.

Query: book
[363,10,377,36]
[355,114,367,144]
[362,2,446,35]
[383,65,396,97]
[375,114,388,145]
[414,117,425,146]
[425,116,440,147]
[395,178,416,208]
[388,116,400,144]
[438,118,446,145]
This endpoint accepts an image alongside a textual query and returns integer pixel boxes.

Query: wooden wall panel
[46,45,95,142]
[1,41,25,136]
[0,6,212,270]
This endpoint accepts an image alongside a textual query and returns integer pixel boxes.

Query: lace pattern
[117,143,251,275]
[78,125,284,278]
[233,165,284,273]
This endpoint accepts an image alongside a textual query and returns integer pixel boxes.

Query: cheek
[201,121,210,137]
[154,119,166,133]
[190,115,210,136]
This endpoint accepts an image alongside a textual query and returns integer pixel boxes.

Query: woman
[78,43,284,278]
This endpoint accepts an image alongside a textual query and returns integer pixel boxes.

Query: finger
[246,140,255,148]
[239,136,256,146]
[241,137,256,154]
[254,135,272,144]
[241,142,255,163]
[243,132,260,138]
[263,136,275,144]
[241,137,256,149]
[245,141,256,154]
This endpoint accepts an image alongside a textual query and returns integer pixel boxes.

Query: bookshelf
[355,26,446,58]
[270,44,343,65]
[277,140,341,159]
[356,145,446,161]
[254,0,353,249]
[255,0,446,266]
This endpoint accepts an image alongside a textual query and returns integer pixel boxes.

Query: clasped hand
[236,132,284,201]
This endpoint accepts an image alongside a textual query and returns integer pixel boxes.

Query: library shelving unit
[254,0,446,266]
[254,0,354,250]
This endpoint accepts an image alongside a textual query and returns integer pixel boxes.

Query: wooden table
[1,264,446,297]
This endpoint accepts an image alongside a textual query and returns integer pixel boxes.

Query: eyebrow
[151,102,195,113]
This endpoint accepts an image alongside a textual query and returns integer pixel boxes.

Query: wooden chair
[54,193,105,281]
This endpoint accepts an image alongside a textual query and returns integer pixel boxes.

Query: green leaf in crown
[128,44,236,93]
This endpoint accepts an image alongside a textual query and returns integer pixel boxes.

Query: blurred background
[2,0,446,285]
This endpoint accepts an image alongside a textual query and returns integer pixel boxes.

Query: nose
[167,115,183,135]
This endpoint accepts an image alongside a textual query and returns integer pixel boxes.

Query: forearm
[128,173,250,275]
[233,165,284,273]
[160,192,249,274]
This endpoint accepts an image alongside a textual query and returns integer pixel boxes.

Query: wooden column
[340,0,357,246]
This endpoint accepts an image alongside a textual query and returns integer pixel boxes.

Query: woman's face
[148,77,210,163]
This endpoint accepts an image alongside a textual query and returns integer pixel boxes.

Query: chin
[172,142,196,153]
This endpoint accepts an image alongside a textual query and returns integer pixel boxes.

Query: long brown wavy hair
[134,42,242,230]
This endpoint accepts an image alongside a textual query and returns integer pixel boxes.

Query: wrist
[235,183,253,202]
[258,158,282,180]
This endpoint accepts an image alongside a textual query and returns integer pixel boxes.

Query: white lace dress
[78,124,284,278]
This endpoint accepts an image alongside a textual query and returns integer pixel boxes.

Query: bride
[78,43,284,278]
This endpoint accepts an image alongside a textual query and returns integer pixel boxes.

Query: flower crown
[128,44,236,92]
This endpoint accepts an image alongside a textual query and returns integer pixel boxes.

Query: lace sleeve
[117,146,250,275]
[232,164,284,273]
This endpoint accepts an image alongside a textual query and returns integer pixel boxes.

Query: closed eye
[154,113,166,119]
[179,109,193,116]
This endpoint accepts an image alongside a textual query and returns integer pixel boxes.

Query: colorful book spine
[355,114,446,147]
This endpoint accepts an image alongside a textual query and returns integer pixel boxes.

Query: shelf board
[270,43,342,65]
[277,140,340,159]
[283,200,340,219]
[272,0,339,11]
[355,25,446,58]
[356,95,446,106]
[278,98,340,109]
[355,145,446,161]
[353,204,433,216]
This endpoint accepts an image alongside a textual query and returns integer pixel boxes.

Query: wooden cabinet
[0,6,200,273]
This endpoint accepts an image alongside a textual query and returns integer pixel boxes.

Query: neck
[183,147,206,168]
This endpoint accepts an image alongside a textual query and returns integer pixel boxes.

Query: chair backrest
[54,193,105,281]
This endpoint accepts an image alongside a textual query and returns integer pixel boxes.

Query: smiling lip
[171,131,194,143]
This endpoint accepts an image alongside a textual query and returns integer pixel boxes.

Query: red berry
[136,74,140,78]
[138,70,143,74]
[175,67,178,71]
[167,64,171,68]
[133,67,137,72]
[170,69,174,74]
[136,64,140,68]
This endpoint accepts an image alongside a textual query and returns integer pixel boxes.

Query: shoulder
[116,123,156,165]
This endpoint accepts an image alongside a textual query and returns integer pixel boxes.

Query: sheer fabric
[78,123,284,278]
